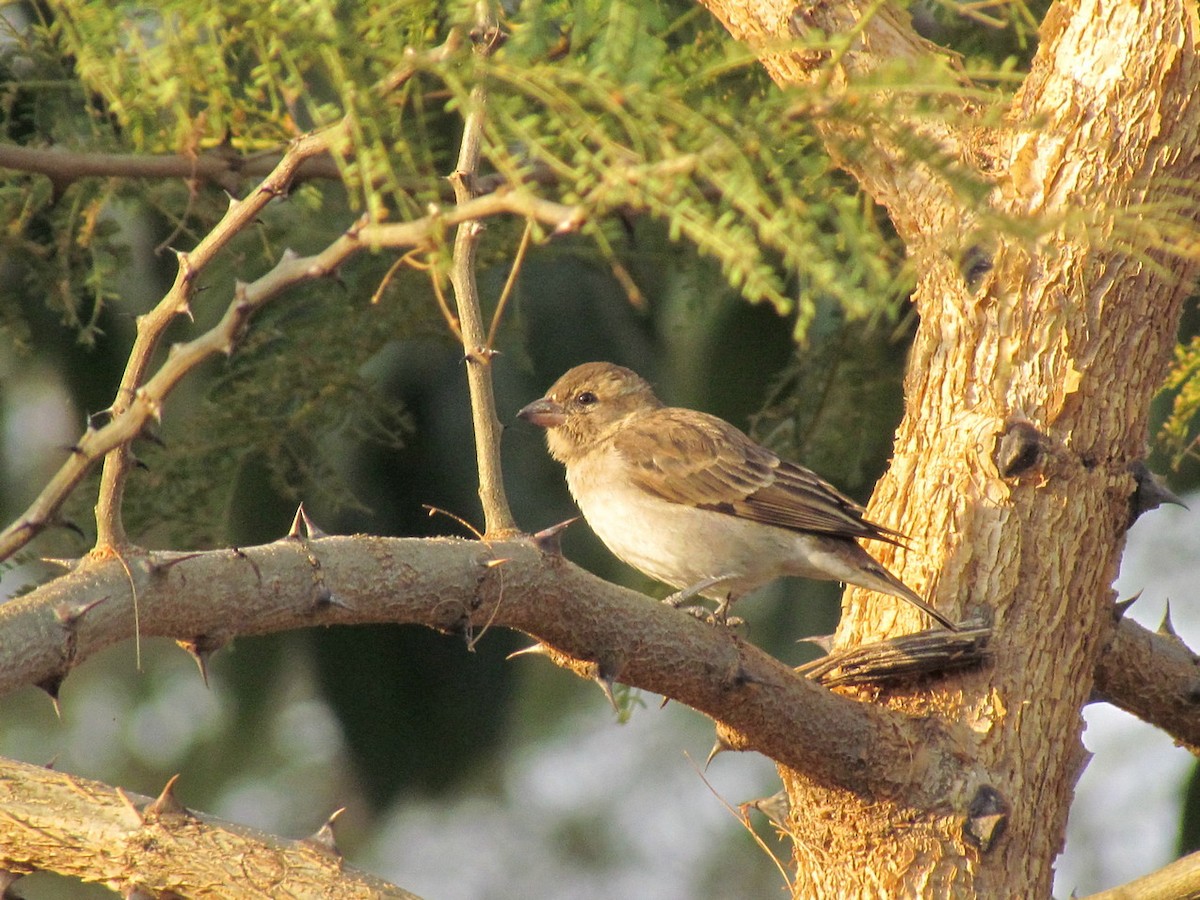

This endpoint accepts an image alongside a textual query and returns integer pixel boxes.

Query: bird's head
[518,362,661,463]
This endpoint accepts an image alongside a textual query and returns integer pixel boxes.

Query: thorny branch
[0,189,583,565]
[446,1,520,538]
[0,533,989,810]
[0,755,420,899]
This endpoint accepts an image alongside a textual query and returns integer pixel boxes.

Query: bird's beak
[517,397,566,428]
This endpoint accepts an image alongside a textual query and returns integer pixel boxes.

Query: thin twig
[485,218,534,350]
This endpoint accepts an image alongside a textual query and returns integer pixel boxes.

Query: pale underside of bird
[519,361,955,631]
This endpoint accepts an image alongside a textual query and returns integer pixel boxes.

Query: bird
[517,361,955,630]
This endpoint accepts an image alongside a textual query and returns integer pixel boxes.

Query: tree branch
[447,3,519,538]
[0,189,583,566]
[1092,614,1200,755]
[0,141,344,192]
[92,123,348,552]
[0,534,989,812]
[1080,847,1200,900]
[0,756,420,898]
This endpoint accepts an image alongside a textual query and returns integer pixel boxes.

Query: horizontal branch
[0,141,343,192]
[0,755,419,898]
[0,533,989,812]
[0,189,583,565]
[1092,614,1200,754]
[1081,847,1200,900]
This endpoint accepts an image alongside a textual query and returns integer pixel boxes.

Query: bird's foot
[674,604,745,628]
[709,597,744,628]
[663,577,743,626]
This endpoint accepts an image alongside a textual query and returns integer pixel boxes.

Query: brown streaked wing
[614,407,903,543]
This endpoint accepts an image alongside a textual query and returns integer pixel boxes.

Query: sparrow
[518,361,955,630]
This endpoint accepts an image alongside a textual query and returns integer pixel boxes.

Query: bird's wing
[613,407,902,543]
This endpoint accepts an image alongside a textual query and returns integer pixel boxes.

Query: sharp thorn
[148,552,202,576]
[706,734,732,769]
[307,807,346,856]
[54,595,108,628]
[594,673,618,712]
[145,774,186,820]
[506,642,551,661]
[1112,591,1142,620]
[1158,601,1178,638]
[40,556,81,571]
[287,502,326,539]
[176,635,226,687]
[36,672,66,718]
[531,517,580,555]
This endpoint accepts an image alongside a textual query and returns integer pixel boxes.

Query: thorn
[54,595,108,628]
[531,517,579,555]
[797,634,835,654]
[287,502,326,539]
[145,774,187,820]
[1112,591,1142,620]
[1129,460,1188,526]
[176,634,227,687]
[705,734,733,769]
[306,807,346,856]
[147,552,203,576]
[506,642,551,661]
[36,672,65,718]
[41,556,81,571]
[43,754,59,770]
[1158,601,1178,638]
[484,557,511,568]
[964,783,1010,853]
[594,671,618,711]
[740,789,790,830]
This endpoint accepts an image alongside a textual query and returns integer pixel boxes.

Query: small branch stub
[964,783,1010,852]
[992,418,1047,480]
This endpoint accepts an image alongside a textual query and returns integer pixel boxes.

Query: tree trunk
[698,0,1200,895]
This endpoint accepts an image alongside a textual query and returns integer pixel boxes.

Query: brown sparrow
[518,362,953,629]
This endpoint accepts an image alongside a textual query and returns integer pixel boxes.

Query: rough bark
[0,756,420,898]
[697,0,1200,895]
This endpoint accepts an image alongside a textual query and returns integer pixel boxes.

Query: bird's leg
[662,574,729,614]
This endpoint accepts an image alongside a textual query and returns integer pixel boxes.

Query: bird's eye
[575,391,598,407]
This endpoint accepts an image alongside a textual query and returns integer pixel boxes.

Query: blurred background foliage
[1,0,1197,896]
